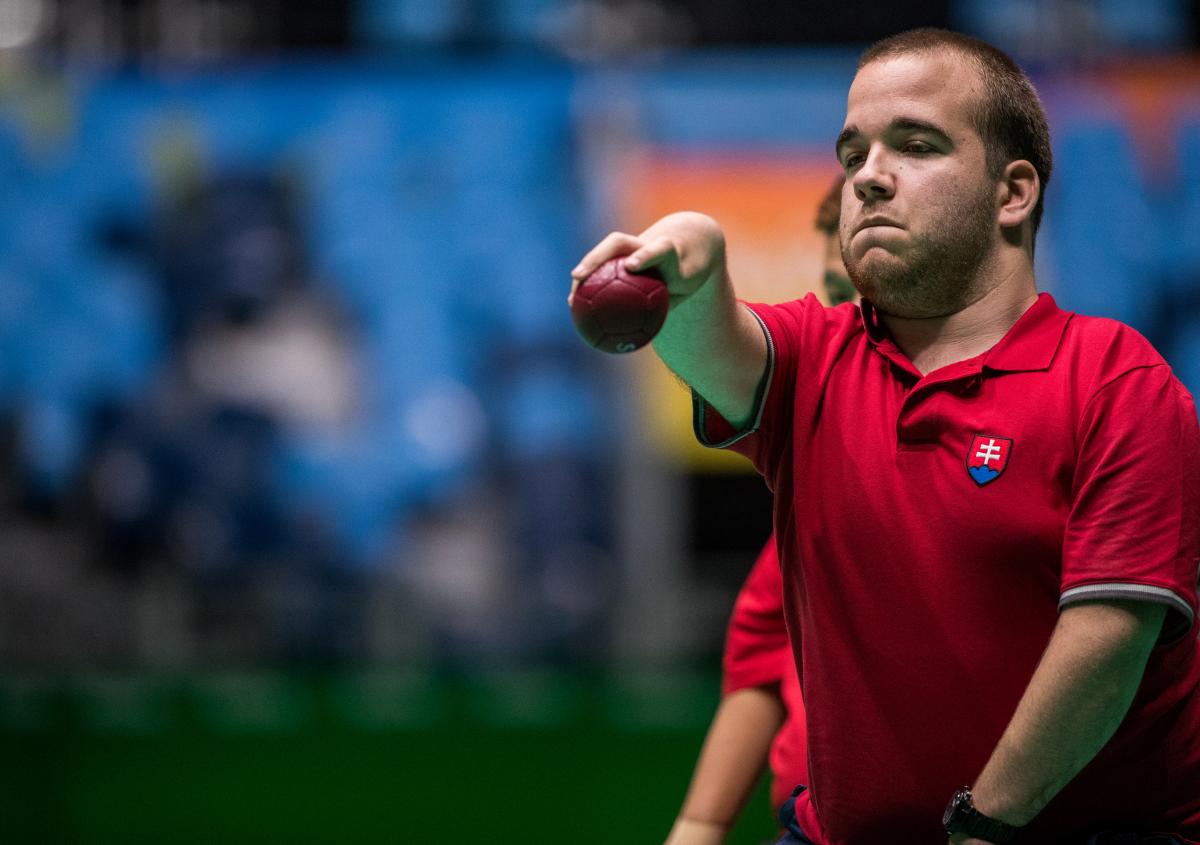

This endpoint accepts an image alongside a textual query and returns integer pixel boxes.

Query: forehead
[844,51,982,135]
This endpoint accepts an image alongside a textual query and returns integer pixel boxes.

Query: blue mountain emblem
[968,465,1000,485]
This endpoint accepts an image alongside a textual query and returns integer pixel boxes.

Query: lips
[855,216,903,234]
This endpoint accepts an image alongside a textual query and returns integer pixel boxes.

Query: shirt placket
[893,362,985,452]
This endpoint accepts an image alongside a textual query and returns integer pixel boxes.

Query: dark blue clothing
[774,786,816,845]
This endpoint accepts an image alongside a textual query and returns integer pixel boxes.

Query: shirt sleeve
[693,294,843,483]
[1061,364,1200,644]
[722,537,791,694]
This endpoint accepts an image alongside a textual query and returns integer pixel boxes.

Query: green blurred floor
[0,670,778,844]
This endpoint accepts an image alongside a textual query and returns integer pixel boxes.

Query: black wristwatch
[943,787,1019,844]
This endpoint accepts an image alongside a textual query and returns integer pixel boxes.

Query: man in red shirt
[664,176,851,845]
[572,28,1200,845]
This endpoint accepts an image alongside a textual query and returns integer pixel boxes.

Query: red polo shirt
[723,536,808,811]
[696,293,1200,844]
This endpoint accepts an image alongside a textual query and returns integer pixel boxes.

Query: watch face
[943,788,971,830]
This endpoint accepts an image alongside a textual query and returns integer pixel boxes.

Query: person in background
[663,175,851,845]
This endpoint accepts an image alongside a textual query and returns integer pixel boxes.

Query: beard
[841,184,996,319]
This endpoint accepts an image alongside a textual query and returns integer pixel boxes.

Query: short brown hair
[815,173,844,236]
[858,28,1053,240]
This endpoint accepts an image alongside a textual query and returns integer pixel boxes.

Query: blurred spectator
[80,170,367,662]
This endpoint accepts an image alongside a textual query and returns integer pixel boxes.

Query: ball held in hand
[570,258,669,354]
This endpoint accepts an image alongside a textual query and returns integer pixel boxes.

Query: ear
[997,159,1039,230]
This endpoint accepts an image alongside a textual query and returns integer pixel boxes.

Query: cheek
[840,185,858,229]
[908,172,983,230]
[838,220,854,256]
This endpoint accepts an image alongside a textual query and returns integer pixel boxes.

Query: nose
[852,145,895,202]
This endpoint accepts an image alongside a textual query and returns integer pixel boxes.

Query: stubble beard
[841,186,996,319]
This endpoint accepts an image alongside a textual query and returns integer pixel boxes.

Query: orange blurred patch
[1094,57,1200,186]
[614,148,842,472]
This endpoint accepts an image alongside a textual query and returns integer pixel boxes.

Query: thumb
[625,237,677,277]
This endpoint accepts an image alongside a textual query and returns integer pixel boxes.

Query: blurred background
[0,0,1198,842]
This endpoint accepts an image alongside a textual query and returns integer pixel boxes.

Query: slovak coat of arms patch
[966,434,1013,486]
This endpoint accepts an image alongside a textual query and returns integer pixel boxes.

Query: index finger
[571,232,642,283]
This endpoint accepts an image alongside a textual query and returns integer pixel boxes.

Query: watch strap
[944,787,1018,844]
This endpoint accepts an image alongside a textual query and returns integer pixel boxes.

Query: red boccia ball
[570,258,670,354]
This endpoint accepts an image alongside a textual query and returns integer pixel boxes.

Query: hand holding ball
[570,258,670,354]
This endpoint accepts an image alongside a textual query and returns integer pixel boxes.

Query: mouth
[855,217,903,234]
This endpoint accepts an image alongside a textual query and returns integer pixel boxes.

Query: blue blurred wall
[1,54,1196,576]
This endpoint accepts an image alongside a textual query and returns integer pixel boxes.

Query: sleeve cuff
[1059,582,1196,645]
[692,305,775,449]
[722,666,786,696]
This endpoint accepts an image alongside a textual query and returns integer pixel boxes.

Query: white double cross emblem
[975,438,1004,466]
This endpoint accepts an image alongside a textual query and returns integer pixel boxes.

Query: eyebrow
[835,126,858,158]
[835,117,953,159]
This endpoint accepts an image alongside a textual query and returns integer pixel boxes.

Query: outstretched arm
[571,212,767,428]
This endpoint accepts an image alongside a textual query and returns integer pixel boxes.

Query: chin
[847,271,930,318]
[849,255,906,293]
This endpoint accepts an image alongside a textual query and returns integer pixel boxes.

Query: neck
[880,262,1038,376]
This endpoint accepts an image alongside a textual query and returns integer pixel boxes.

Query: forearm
[671,686,785,839]
[633,213,765,430]
[965,600,1165,832]
[652,274,767,431]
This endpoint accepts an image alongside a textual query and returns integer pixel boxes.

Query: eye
[902,140,934,154]
[842,151,865,170]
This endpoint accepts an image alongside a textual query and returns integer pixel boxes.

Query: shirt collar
[858,292,1071,375]
[981,292,1072,373]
